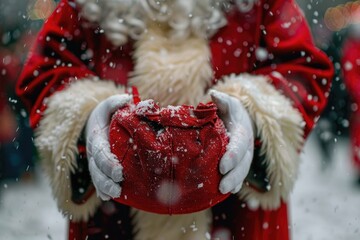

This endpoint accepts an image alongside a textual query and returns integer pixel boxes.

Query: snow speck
[190,222,198,232]
[197,183,204,189]
[344,61,353,71]
[292,85,298,92]
[281,22,292,29]
[171,156,179,164]
[262,222,269,229]
[59,43,66,51]
[321,78,328,86]
[154,168,162,174]
[341,119,349,128]
[156,180,182,206]
[271,71,283,79]
[135,100,157,116]
[237,26,243,33]
[255,47,268,61]
[247,198,260,210]
[212,227,231,240]
[233,48,242,57]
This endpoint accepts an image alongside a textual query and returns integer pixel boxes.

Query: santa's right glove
[210,90,255,194]
[85,94,132,200]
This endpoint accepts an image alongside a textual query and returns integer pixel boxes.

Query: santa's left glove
[210,90,255,194]
[85,94,132,201]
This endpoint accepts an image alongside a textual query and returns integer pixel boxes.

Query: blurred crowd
[1,0,360,196]
[0,0,56,187]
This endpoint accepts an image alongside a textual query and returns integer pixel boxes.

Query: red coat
[16,0,333,239]
[342,36,360,171]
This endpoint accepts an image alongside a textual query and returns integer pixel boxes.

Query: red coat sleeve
[253,0,334,137]
[16,0,95,128]
[209,0,334,209]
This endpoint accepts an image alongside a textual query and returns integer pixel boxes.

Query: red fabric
[348,111,360,172]
[342,37,360,172]
[15,0,334,239]
[109,101,230,214]
[211,196,289,240]
[342,38,360,103]
[68,196,290,240]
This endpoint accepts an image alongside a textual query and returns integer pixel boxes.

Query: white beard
[75,0,256,46]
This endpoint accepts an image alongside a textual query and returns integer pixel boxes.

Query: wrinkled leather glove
[85,94,132,200]
[210,90,254,194]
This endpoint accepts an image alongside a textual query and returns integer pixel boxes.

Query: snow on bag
[109,97,230,214]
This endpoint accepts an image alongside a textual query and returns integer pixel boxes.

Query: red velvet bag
[109,99,230,214]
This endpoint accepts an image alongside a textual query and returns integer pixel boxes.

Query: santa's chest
[94,12,261,93]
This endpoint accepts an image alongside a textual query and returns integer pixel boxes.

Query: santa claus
[16,0,333,239]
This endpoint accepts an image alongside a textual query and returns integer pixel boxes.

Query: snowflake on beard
[75,0,257,46]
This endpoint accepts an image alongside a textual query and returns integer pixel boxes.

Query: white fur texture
[129,23,213,106]
[35,78,125,221]
[209,73,304,210]
[132,209,212,240]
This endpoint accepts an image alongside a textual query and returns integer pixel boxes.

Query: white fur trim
[132,209,212,240]
[209,73,304,210]
[34,78,125,221]
[129,24,213,106]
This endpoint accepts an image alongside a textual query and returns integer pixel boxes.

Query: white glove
[85,94,132,200]
[210,90,254,194]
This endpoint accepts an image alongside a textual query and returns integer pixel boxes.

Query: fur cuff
[210,73,304,209]
[34,78,125,221]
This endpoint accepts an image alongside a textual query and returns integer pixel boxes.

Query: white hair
[75,0,257,46]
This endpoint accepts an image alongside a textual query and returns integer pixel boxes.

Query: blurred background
[0,0,360,239]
